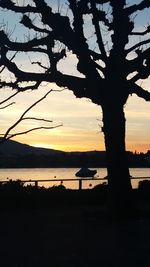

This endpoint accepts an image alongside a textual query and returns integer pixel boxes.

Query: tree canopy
[0,0,149,104]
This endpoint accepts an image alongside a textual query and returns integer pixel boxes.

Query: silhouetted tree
[0,0,150,211]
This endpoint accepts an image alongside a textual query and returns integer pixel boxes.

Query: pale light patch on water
[0,168,149,189]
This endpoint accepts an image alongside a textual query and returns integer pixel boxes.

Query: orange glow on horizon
[30,142,105,152]
[30,142,149,153]
[126,144,150,154]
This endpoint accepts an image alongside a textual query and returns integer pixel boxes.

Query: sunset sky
[0,0,149,153]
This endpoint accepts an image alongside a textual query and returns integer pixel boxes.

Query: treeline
[0,151,149,168]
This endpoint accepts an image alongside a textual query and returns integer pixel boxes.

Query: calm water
[0,168,149,189]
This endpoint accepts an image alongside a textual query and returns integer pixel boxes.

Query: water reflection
[0,168,149,189]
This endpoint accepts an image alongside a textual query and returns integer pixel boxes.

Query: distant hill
[0,139,106,168]
[0,139,149,168]
[0,139,63,156]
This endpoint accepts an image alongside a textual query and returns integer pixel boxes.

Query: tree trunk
[102,103,133,216]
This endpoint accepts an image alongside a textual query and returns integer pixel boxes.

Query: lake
[0,168,149,189]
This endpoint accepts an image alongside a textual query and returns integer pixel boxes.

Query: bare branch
[90,1,107,59]
[46,48,66,73]
[89,50,105,61]
[32,61,49,71]
[4,124,62,141]
[0,1,103,92]
[128,50,150,82]
[126,38,150,54]
[0,30,52,54]
[96,9,111,29]
[0,0,37,13]
[126,0,150,15]
[0,49,89,97]
[2,89,52,139]
[33,0,76,52]
[127,47,150,74]
[0,102,15,109]
[68,0,101,80]
[0,51,18,74]
[129,68,150,82]
[0,91,19,105]
[129,82,150,101]
[0,89,63,143]
[21,15,50,34]
[130,26,150,36]
[94,61,105,73]
[0,79,42,92]
[22,117,53,123]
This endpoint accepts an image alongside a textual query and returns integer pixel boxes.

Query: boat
[75,168,97,178]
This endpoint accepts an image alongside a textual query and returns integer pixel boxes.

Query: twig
[0,91,19,105]
[0,102,15,109]
[5,124,62,140]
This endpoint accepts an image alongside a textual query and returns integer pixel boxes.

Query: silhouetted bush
[6,179,150,212]
[0,179,109,209]
[93,182,107,190]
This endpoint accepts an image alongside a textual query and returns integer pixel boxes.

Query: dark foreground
[1,181,150,266]
[1,206,150,267]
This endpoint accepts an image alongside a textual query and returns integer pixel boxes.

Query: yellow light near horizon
[31,143,104,152]
[32,142,149,153]
[32,143,54,149]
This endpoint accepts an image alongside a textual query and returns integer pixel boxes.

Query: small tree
[0,0,150,211]
[0,48,62,143]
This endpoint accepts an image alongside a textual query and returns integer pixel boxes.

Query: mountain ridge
[0,139,103,156]
[0,139,63,156]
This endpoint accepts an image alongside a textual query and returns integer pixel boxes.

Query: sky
[0,0,149,153]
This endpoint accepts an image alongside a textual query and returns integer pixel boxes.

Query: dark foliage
[0,179,108,210]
